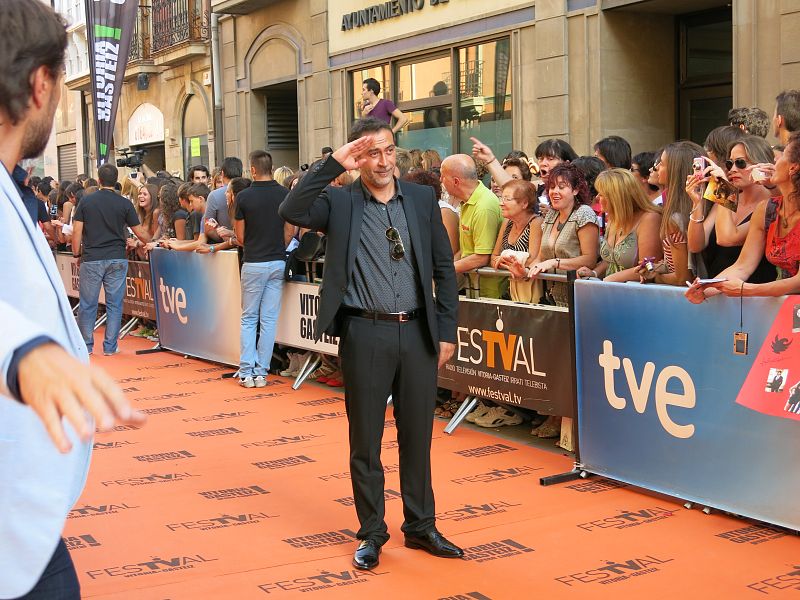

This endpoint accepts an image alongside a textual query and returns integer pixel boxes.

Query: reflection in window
[397,55,451,102]
[458,39,512,159]
[351,64,390,121]
[396,107,452,161]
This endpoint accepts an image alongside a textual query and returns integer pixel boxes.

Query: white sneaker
[254,376,267,388]
[465,401,491,423]
[279,353,298,377]
[240,376,255,388]
[474,406,523,428]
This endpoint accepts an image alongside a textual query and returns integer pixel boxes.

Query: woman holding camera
[638,141,703,286]
[686,135,776,283]
[687,132,800,300]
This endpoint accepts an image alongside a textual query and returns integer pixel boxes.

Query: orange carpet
[65,333,800,599]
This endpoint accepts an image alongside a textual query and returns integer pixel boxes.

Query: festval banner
[573,280,799,530]
[85,0,138,166]
[438,298,574,416]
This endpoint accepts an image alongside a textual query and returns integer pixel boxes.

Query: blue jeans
[77,259,127,354]
[15,539,80,599]
[240,261,285,378]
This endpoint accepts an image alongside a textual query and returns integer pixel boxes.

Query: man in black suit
[279,118,461,570]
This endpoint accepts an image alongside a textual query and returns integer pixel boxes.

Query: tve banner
[438,298,573,415]
[85,0,138,165]
[574,281,799,530]
[150,248,241,366]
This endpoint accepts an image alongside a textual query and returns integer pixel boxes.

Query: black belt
[341,306,422,322]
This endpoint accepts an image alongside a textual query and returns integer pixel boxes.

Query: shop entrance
[254,81,299,170]
[677,7,733,144]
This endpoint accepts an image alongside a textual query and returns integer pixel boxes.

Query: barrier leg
[93,313,107,331]
[292,353,320,390]
[72,301,80,315]
[119,317,139,340]
[540,465,587,486]
[444,396,479,435]
[387,395,392,406]
[136,343,165,355]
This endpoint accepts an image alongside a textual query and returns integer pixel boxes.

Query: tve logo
[159,277,188,324]
[598,340,695,439]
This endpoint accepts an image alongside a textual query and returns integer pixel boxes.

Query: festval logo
[554,555,674,586]
[297,396,343,407]
[746,566,800,594]
[241,434,323,449]
[166,513,278,532]
[133,450,195,462]
[93,440,137,450]
[576,507,676,532]
[735,298,800,421]
[139,405,187,415]
[451,465,541,485]
[436,501,521,522]
[68,503,139,519]
[85,554,218,580]
[257,568,388,594]
[186,427,243,438]
[252,455,316,470]
[101,472,199,487]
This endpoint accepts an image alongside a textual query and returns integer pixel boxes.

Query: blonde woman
[577,168,662,282]
[273,166,294,188]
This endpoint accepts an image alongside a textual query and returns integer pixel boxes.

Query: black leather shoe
[404,530,464,558]
[352,540,381,570]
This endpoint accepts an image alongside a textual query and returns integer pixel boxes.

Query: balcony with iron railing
[126,4,159,80]
[151,0,211,65]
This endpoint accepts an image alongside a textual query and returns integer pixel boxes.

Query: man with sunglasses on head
[279,117,460,571]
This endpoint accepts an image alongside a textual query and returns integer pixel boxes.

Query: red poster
[735,298,800,421]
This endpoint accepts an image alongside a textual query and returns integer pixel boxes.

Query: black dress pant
[339,314,438,545]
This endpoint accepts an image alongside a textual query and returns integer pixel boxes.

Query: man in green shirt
[440,154,505,298]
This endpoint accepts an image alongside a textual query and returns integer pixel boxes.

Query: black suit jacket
[278,156,458,349]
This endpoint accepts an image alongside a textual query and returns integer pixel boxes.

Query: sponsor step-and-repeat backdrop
[438,298,574,415]
[55,253,156,320]
[574,280,800,531]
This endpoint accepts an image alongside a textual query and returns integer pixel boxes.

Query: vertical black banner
[85,0,138,167]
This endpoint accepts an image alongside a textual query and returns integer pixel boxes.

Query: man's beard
[21,100,57,160]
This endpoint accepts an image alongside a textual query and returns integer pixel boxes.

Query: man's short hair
[776,90,800,133]
[97,163,119,188]
[188,164,209,180]
[188,183,210,199]
[348,117,393,143]
[249,150,273,176]
[0,0,66,125]
[38,180,53,197]
[363,78,381,95]
[729,106,770,138]
[321,146,333,155]
[220,156,243,180]
[594,135,632,169]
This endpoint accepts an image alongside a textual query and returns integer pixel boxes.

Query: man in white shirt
[0,2,145,598]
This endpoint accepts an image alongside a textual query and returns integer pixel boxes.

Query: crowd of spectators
[29,88,800,445]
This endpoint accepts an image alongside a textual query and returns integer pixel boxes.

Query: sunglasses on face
[725,158,750,171]
[651,159,662,171]
[385,227,405,261]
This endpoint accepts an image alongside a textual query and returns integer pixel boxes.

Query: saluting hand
[332,136,374,171]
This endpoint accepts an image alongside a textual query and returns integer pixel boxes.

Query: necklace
[556,209,573,232]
